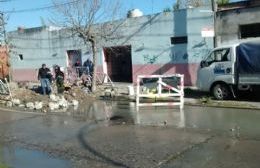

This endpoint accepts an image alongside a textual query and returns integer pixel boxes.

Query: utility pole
[211,0,217,47]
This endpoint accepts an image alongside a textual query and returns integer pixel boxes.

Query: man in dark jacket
[38,64,52,95]
[54,65,65,94]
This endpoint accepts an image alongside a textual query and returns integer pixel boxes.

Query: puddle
[183,105,260,139]
[0,146,71,168]
[74,100,260,139]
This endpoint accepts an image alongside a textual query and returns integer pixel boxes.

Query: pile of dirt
[0,80,117,113]
[12,88,49,103]
[9,85,104,104]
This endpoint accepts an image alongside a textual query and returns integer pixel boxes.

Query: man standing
[38,64,52,95]
[83,59,93,76]
[54,65,65,94]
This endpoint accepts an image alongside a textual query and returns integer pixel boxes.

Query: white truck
[197,40,260,100]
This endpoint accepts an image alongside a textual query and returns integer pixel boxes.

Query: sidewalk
[184,87,260,109]
[110,83,260,110]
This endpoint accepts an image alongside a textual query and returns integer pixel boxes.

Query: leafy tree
[163,7,172,13]
[216,0,230,5]
[173,0,205,10]
[172,0,230,10]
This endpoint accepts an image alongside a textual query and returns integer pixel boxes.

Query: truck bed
[237,41,260,75]
[239,74,260,84]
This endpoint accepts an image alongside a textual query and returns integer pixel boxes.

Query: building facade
[8,7,214,86]
[216,0,260,46]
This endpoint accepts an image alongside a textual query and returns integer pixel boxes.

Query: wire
[13,43,86,50]
[2,0,81,14]
[8,35,73,41]
[0,0,17,2]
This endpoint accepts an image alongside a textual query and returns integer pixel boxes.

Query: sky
[0,0,240,31]
[0,0,175,31]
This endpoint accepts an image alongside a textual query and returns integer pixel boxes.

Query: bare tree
[0,12,6,45]
[51,0,123,92]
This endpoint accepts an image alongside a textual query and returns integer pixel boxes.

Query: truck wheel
[212,83,230,100]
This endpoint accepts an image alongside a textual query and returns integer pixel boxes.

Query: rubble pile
[0,84,99,112]
[5,94,79,112]
[0,79,119,112]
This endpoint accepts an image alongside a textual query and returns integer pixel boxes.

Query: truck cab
[197,40,260,100]
[197,45,237,100]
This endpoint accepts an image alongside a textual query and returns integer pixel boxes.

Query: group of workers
[38,59,93,95]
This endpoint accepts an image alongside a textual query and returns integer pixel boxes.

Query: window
[171,36,187,44]
[240,23,260,39]
[205,48,230,66]
[19,54,23,60]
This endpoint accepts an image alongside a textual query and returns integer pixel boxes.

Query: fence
[136,74,184,110]
[0,79,9,95]
[0,78,13,101]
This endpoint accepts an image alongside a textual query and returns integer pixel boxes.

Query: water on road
[0,146,70,168]
[0,100,260,168]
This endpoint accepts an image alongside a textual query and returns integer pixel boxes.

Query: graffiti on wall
[191,39,211,61]
[171,50,188,62]
[170,38,212,63]
[143,54,159,64]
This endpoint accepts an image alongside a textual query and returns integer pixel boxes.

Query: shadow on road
[184,88,210,99]
[185,88,260,102]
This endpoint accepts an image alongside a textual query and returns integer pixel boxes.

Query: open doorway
[104,46,132,82]
[66,50,82,81]
[67,50,82,68]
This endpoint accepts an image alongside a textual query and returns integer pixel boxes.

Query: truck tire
[212,83,230,100]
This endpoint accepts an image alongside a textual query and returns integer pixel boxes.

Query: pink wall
[12,63,200,86]
[132,63,199,86]
[13,67,104,82]
[12,69,38,82]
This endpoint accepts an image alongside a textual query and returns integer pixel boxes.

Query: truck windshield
[205,48,231,66]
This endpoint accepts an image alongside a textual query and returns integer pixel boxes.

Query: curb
[0,106,46,115]
[185,101,260,110]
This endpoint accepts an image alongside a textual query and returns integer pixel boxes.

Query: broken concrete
[49,94,59,102]
[71,100,79,107]
[48,102,59,111]
[34,101,43,110]
[26,102,34,110]
[12,99,21,106]
[6,101,12,107]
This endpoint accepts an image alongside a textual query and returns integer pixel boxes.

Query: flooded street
[1,147,70,168]
[0,101,260,167]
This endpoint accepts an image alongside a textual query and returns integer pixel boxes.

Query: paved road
[0,102,260,168]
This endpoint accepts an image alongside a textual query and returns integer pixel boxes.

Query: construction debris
[0,77,116,112]
[12,98,21,105]
[6,101,12,107]
[26,102,35,110]
[35,101,43,110]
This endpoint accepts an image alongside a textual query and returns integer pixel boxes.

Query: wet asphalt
[0,101,260,168]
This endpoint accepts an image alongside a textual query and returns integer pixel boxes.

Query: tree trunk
[91,40,97,92]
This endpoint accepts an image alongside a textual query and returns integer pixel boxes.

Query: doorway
[67,50,82,68]
[104,46,132,82]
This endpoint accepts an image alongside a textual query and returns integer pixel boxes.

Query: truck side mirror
[200,61,208,68]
